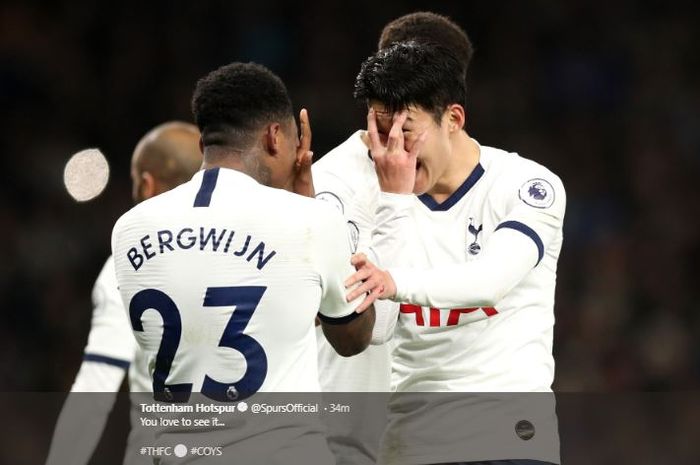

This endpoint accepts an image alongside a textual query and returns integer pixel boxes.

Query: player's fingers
[386,111,408,153]
[299,108,312,153]
[354,286,381,313]
[358,272,387,300]
[344,267,371,289]
[353,293,373,314]
[296,149,312,167]
[299,150,313,169]
[293,149,315,197]
[366,108,383,155]
[347,271,383,301]
[346,282,369,302]
[350,253,368,268]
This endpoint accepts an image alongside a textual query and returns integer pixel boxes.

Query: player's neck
[427,131,480,203]
[202,148,261,182]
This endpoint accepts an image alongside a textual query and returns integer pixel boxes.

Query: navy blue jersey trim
[317,311,362,325]
[83,353,131,370]
[194,168,220,207]
[418,163,485,211]
[496,220,544,265]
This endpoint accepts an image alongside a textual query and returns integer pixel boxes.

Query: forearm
[321,306,376,356]
[369,299,399,345]
[389,228,538,308]
[369,192,415,267]
[46,362,125,465]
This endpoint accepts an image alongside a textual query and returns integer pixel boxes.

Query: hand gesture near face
[293,108,314,197]
[367,108,426,194]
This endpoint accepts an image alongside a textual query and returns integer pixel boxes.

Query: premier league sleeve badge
[519,178,555,209]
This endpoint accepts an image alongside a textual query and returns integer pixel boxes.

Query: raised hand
[367,107,426,194]
[293,108,314,197]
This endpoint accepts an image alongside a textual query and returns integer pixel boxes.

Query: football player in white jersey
[346,42,566,464]
[112,62,375,465]
[312,12,475,465]
[45,122,203,465]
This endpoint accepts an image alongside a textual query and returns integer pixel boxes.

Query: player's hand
[345,253,397,313]
[293,108,314,197]
[367,108,426,194]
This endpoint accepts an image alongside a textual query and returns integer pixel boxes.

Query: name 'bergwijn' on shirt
[125,227,276,272]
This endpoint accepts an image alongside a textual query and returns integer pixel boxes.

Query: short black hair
[378,12,473,80]
[354,41,467,124]
[191,62,293,148]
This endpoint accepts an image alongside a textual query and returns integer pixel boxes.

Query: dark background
[1,0,699,392]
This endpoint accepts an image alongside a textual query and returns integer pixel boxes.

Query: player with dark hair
[46,122,203,465]
[348,41,564,465]
[378,11,474,79]
[112,62,374,464]
[311,12,477,465]
[355,40,467,124]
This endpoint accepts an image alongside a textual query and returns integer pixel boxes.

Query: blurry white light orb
[63,148,110,202]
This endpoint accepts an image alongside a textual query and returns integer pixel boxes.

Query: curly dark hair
[191,62,293,149]
[378,11,474,80]
[353,41,467,124]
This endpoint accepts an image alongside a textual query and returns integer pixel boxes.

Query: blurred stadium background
[1,0,699,393]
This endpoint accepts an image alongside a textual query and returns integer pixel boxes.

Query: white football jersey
[375,142,565,464]
[87,258,153,465]
[312,131,393,465]
[80,256,151,391]
[82,256,137,376]
[46,256,152,465]
[112,167,362,464]
[312,131,392,392]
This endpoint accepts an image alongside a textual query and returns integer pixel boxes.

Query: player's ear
[446,104,465,132]
[263,123,282,156]
[140,171,157,200]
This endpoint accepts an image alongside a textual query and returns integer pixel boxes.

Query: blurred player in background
[312,12,474,465]
[45,122,203,465]
[348,41,565,464]
[111,62,375,464]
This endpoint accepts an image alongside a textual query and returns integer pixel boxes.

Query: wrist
[378,178,414,195]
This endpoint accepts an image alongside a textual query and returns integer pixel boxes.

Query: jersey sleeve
[311,202,366,323]
[494,170,566,266]
[389,168,566,309]
[80,256,137,374]
[45,257,132,465]
[366,192,422,343]
[370,192,417,267]
[313,165,370,255]
[313,152,410,345]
